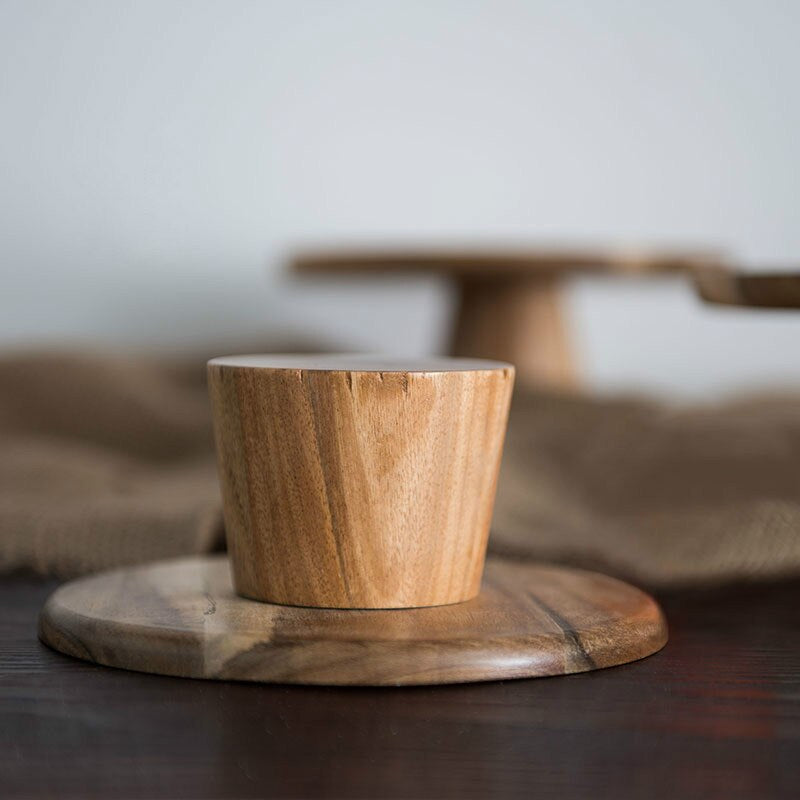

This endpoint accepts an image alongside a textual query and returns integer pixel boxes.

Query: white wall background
[1,0,799,398]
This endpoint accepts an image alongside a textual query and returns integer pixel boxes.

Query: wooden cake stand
[293,246,724,389]
[39,355,667,686]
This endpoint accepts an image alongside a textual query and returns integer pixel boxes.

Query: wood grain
[38,555,667,686]
[207,355,514,609]
[452,276,578,390]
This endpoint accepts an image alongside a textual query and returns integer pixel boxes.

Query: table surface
[3,573,799,800]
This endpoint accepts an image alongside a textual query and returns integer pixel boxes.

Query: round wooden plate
[39,555,667,686]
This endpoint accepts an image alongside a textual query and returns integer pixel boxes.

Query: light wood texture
[452,276,578,390]
[207,355,514,609]
[292,246,723,389]
[694,266,800,309]
[38,555,668,686]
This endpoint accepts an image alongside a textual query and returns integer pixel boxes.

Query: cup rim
[207,353,514,373]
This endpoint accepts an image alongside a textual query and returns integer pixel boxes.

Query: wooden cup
[207,355,514,609]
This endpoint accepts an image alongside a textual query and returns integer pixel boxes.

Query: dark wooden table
[2,574,798,799]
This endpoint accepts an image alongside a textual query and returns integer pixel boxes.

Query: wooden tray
[39,555,667,686]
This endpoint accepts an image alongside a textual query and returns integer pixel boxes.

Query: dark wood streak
[527,590,597,670]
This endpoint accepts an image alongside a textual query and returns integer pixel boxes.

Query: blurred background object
[293,246,726,388]
[2,0,800,398]
[694,265,800,309]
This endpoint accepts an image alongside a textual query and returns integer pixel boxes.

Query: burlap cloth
[2,350,799,587]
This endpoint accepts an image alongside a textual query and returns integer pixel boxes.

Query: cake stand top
[292,245,725,278]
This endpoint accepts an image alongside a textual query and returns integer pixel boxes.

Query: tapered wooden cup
[208,355,514,609]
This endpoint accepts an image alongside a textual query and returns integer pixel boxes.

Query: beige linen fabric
[2,350,799,586]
